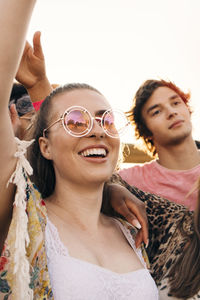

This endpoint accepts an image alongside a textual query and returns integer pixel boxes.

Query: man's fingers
[33,31,44,59]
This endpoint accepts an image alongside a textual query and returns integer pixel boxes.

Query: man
[119,79,200,210]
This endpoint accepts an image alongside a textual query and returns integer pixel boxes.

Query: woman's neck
[45,180,105,231]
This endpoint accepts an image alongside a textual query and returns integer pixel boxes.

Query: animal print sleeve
[106,173,190,262]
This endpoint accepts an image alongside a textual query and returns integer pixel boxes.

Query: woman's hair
[126,79,191,157]
[167,178,200,298]
[29,83,102,199]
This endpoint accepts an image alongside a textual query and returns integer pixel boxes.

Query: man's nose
[166,106,178,119]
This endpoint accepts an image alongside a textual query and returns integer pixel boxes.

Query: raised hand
[16,31,52,102]
[16,31,46,89]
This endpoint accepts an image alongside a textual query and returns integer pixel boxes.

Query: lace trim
[45,217,69,257]
[113,219,147,269]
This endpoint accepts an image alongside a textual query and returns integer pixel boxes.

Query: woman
[0,1,157,299]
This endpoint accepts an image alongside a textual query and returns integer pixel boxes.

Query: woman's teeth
[80,148,107,157]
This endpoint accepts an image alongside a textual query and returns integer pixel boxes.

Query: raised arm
[0,0,36,251]
[16,31,53,102]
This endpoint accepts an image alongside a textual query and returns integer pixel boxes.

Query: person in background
[10,83,33,115]
[9,32,58,139]
[119,79,200,210]
[9,83,35,139]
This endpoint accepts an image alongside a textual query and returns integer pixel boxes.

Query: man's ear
[38,136,52,160]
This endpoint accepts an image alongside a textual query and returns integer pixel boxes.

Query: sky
[27,0,200,144]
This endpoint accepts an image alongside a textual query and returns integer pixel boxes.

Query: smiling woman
[1,82,159,299]
[25,83,158,299]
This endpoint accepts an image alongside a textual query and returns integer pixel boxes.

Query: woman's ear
[39,136,52,160]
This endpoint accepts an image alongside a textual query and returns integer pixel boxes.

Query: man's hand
[16,31,46,89]
[109,184,149,248]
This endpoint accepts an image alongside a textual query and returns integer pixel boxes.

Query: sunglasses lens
[103,110,128,137]
[64,109,91,136]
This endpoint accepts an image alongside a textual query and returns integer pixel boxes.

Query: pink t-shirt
[119,160,200,211]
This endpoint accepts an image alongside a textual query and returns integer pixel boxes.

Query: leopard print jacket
[105,174,199,300]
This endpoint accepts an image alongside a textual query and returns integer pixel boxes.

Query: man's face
[141,86,192,148]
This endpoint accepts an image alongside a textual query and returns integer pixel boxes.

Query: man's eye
[173,101,181,105]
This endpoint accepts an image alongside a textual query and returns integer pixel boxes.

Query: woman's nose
[88,117,106,138]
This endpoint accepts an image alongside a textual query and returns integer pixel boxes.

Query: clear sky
[27,0,200,144]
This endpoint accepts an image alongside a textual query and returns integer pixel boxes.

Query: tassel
[7,138,34,300]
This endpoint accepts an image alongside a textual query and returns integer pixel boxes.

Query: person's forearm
[0,0,37,108]
[27,77,53,102]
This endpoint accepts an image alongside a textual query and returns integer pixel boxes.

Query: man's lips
[169,120,184,129]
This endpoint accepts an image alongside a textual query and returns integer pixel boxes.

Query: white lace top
[45,218,158,300]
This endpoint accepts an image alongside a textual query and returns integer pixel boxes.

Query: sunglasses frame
[43,105,129,138]
[20,115,35,131]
